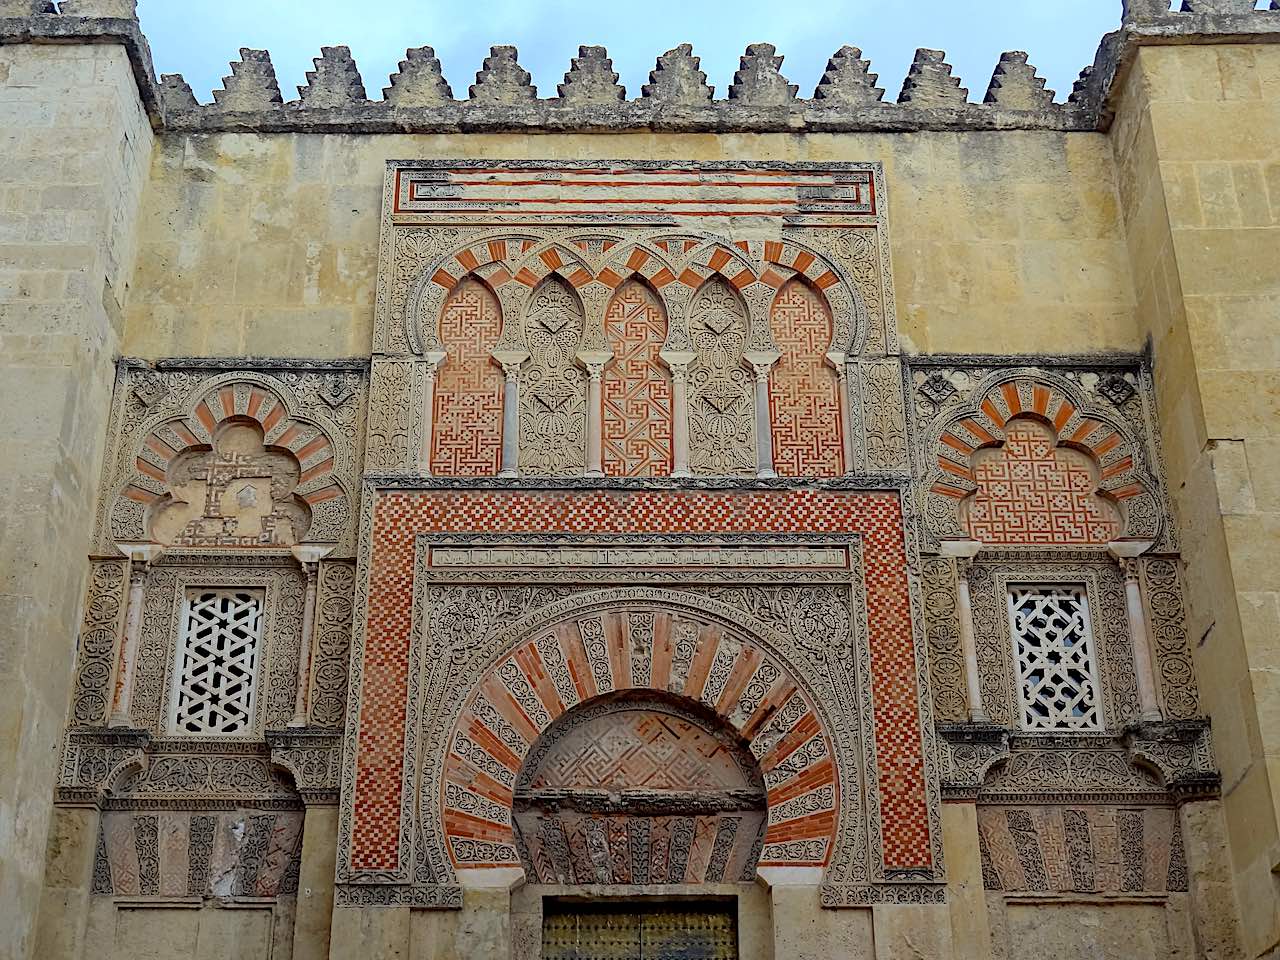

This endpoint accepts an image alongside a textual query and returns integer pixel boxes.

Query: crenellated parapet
[2,4,1279,132]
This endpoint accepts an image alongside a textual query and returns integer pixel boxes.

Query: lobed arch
[408,231,542,354]
[409,230,871,361]
[428,596,842,883]
[113,377,349,547]
[924,374,1161,545]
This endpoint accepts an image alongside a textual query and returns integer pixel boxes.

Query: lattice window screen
[170,589,265,736]
[1007,585,1103,731]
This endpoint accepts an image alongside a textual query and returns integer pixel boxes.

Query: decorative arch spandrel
[519,276,589,475]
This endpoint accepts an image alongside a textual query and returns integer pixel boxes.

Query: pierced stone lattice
[964,419,1120,545]
[520,278,588,474]
[602,281,672,477]
[768,279,844,477]
[687,278,755,476]
[432,278,504,476]
[170,590,265,736]
[1007,586,1102,731]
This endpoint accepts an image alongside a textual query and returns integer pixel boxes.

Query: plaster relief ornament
[687,278,756,475]
[519,278,588,474]
[149,420,310,548]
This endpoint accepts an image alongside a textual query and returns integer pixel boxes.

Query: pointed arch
[431,276,505,476]
[602,278,672,477]
[520,275,588,475]
[686,276,756,476]
[769,277,844,477]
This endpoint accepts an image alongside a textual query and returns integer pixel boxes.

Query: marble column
[746,351,781,480]
[1108,539,1163,722]
[661,349,695,478]
[494,356,525,478]
[108,541,164,728]
[577,350,612,478]
[940,539,988,723]
[289,544,335,728]
[833,357,858,474]
[417,351,446,476]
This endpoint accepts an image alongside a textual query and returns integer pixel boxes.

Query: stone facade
[1,3,1278,959]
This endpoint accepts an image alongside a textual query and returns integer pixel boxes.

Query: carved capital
[267,728,343,804]
[937,722,1010,800]
[1108,539,1154,582]
[1124,719,1220,803]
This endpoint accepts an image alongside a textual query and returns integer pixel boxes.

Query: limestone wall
[1111,41,1280,956]
[0,41,152,960]
[125,129,1136,361]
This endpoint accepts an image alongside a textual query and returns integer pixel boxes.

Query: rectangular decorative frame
[132,553,306,738]
[967,553,1140,733]
[337,481,946,906]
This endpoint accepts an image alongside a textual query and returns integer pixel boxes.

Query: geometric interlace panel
[171,589,265,736]
[966,418,1120,545]
[1007,586,1103,731]
[543,902,738,960]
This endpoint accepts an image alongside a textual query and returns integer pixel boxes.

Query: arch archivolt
[923,370,1162,545]
[109,372,354,549]
[404,229,871,365]
[415,588,856,886]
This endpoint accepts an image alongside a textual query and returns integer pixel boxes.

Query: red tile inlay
[350,488,931,872]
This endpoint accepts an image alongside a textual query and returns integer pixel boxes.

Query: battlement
[1,1,1279,132]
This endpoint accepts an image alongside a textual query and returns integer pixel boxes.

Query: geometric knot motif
[171,590,265,736]
[432,278,505,476]
[768,279,844,477]
[603,281,672,477]
[1007,586,1102,731]
[966,419,1120,545]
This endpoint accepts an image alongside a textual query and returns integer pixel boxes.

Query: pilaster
[1,10,153,958]
[1109,33,1278,955]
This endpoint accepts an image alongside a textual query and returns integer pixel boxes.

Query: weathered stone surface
[0,1,53,14]
[1181,0,1258,12]
[813,45,884,106]
[557,45,624,104]
[158,72,196,111]
[641,43,713,103]
[383,46,452,107]
[899,48,968,107]
[296,45,367,109]
[57,0,134,15]
[984,52,1054,110]
[469,45,536,103]
[728,42,798,105]
[211,48,283,111]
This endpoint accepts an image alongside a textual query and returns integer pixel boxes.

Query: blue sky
[139,0,1134,105]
